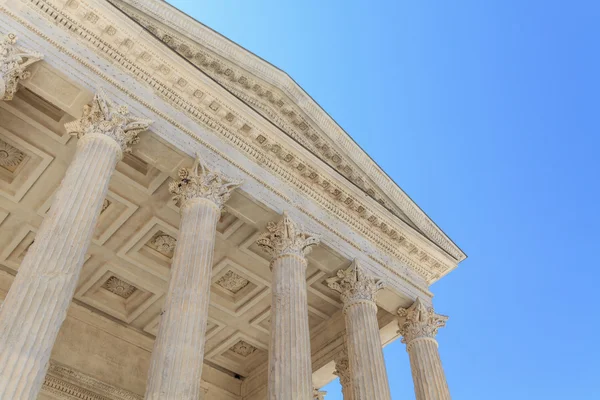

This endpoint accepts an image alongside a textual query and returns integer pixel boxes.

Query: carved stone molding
[150,233,176,255]
[101,276,137,299]
[230,340,257,357]
[0,138,24,167]
[256,211,320,260]
[397,298,448,345]
[109,0,465,264]
[64,88,153,155]
[1,0,457,290]
[168,154,242,209]
[216,270,250,294]
[42,361,142,400]
[326,259,385,307]
[0,32,43,101]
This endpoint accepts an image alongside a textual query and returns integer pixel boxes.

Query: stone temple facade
[0,1,466,399]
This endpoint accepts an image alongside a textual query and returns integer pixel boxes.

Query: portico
[0,1,465,399]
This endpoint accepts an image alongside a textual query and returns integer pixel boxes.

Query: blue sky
[167,1,599,398]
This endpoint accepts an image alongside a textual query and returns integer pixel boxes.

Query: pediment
[106,0,464,263]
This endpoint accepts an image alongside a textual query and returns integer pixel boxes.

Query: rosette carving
[64,89,153,154]
[168,155,242,208]
[256,211,320,259]
[326,260,385,305]
[397,298,448,344]
[0,33,43,101]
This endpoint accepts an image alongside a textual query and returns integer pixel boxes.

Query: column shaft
[269,253,313,400]
[145,198,220,400]
[398,298,451,400]
[0,134,121,399]
[344,301,391,400]
[407,338,450,400]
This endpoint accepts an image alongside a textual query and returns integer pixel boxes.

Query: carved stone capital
[168,155,242,209]
[0,33,43,101]
[326,260,385,306]
[64,89,153,155]
[333,349,351,387]
[313,389,327,400]
[397,298,448,344]
[256,211,320,260]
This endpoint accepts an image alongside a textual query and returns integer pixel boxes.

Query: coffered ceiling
[0,62,398,380]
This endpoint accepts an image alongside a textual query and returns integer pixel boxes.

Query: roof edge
[114,0,466,262]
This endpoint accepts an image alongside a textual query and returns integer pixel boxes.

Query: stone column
[0,90,152,399]
[145,157,241,400]
[397,298,451,400]
[333,349,354,400]
[327,260,391,400]
[257,212,320,400]
[0,33,43,101]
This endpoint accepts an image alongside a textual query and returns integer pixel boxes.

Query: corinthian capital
[313,389,327,400]
[256,212,320,260]
[326,260,385,306]
[0,33,43,101]
[169,155,242,209]
[333,349,351,387]
[397,298,448,344]
[64,89,153,154]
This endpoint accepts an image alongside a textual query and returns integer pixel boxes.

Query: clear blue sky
[167,1,599,398]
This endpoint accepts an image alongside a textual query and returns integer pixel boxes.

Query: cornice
[108,0,466,263]
[1,0,454,285]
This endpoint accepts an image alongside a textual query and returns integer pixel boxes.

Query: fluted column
[397,298,451,400]
[0,33,43,101]
[257,212,320,400]
[145,157,241,400]
[0,90,152,399]
[333,349,354,400]
[327,260,391,400]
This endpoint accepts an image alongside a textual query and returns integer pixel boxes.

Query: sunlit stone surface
[0,1,464,399]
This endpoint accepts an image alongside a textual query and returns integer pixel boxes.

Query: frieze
[42,360,142,400]
[2,0,451,286]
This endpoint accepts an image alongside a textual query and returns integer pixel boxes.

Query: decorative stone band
[326,259,385,311]
[168,154,242,210]
[0,32,43,101]
[256,211,320,263]
[64,88,153,157]
[397,298,448,345]
[42,360,142,400]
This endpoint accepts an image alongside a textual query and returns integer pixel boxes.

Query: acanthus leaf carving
[313,389,327,400]
[0,32,43,101]
[256,211,320,260]
[397,298,448,345]
[326,259,385,306]
[333,349,352,388]
[168,154,242,209]
[64,88,153,154]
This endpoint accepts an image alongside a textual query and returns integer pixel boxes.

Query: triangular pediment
[108,0,465,262]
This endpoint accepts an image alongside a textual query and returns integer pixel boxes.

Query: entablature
[107,0,466,266]
[0,0,459,288]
